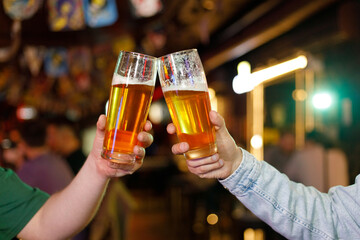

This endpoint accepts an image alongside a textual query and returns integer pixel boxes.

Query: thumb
[209,110,231,140]
[96,115,106,136]
[90,114,107,159]
[209,110,226,131]
[94,115,106,146]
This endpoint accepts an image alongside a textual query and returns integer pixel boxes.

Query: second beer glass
[102,51,157,165]
[158,49,217,159]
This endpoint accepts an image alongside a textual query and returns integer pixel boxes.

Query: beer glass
[102,51,157,164]
[158,49,217,159]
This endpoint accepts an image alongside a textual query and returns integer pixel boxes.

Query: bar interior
[1,0,359,239]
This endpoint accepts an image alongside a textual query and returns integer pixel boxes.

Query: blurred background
[1,0,360,239]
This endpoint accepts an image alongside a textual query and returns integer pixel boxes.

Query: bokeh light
[206,213,219,225]
[312,92,332,109]
[250,134,263,149]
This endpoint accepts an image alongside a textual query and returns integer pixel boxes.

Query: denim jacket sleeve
[219,148,360,240]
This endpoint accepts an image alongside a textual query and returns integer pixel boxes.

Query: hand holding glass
[158,49,217,159]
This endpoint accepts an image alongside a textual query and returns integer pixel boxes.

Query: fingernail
[211,154,217,161]
[219,159,224,166]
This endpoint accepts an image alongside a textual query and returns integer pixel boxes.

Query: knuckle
[199,174,206,179]
[186,160,197,167]
[188,166,200,175]
[198,165,207,173]
[171,145,177,154]
[187,166,195,173]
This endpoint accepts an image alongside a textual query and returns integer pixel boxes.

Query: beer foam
[112,73,155,86]
[161,82,208,92]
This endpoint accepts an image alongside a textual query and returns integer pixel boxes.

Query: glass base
[184,143,217,159]
[101,150,136,165]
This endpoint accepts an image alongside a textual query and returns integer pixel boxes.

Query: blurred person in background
[46,118,86,174]
[17,119,74,195]
[264,129,295,173]
[0,114,154,240]
[168,110,359,239]
[284,130,349,192]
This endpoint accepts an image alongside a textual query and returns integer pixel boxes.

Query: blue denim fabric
[219,149,360,240]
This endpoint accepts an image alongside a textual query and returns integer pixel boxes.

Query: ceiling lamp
[233,55,308,94]
[130,0,163,18]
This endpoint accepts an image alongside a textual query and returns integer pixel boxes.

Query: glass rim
[158,48,198,59]
[119,50,157,60]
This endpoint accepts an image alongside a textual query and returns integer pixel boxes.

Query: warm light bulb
[16,106,37,120]
[250,135,263,149]
[149,102,164,124]
[233,61,253,94]
[244,228,255,240]
[232,75,254,94]
[207,213,218,225]
[292,89,307,101]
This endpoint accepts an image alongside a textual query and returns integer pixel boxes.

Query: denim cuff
[219,148,260,196]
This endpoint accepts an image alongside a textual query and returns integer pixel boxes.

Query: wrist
[231,147,243,175]
[87,151,110,182]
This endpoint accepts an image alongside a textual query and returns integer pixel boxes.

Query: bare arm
[18,115,153,240]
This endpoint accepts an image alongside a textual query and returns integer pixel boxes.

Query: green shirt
[0,167,49,240]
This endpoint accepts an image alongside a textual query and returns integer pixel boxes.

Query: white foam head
[111,73,155,86]
[161,80,208,92]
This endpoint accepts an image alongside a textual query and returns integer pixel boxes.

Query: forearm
[19,154,110,240]
[220,149,338,239]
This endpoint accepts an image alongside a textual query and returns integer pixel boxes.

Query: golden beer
[102,82,154,163]
[102,51,156,165]
[163,89,217,159]
[158,49,217,159]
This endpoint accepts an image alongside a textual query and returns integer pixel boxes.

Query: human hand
[90,114,153,178]
[167,110,242,179]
